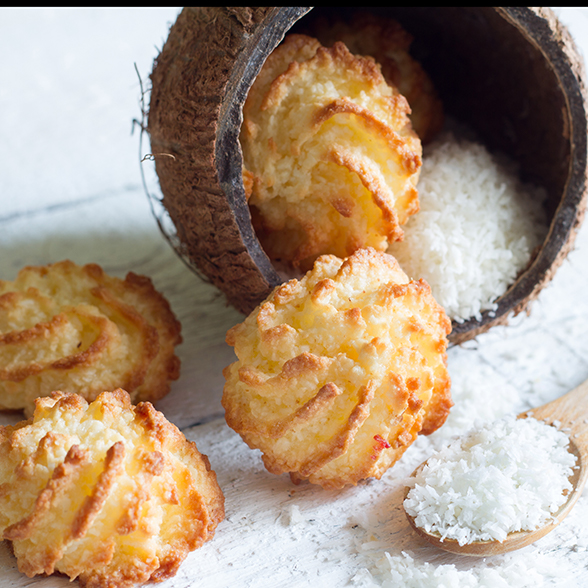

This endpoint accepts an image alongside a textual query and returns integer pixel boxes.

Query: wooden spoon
[404,378,588,556]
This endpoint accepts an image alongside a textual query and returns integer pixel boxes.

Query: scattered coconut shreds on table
[351,550,550,588]
[403,416,577,546]
[388,132,548,323]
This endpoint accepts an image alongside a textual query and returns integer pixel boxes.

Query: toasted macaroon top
[304,13,444,144]
[240,34,422,269]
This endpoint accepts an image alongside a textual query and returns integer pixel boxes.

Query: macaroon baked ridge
[0,389,224,588]
[222,248,452,490]
[0,260,182,415]
[303,12,445,144]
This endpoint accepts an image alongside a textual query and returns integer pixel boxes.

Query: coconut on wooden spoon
[403,378,588,556]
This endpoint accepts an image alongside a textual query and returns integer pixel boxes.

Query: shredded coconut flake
[351,551,548,588]
[404,416,577,545]
[282,504,304,526]
[388,133,548,322]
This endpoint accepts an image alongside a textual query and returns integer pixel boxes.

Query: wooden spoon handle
[521,377,588,497]
[485,378,588,553]
[521,378,588,441]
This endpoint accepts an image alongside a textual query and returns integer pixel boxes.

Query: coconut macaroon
[0,260,182,415]
[0,389,224,588]
[240,34,422,270]
[222,248,452,490]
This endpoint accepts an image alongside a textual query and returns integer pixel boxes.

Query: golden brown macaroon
[222,248,452,490]
[240,34,422,270]
[0,389,225,588]
[0,260,182,415]
[306,13,444,144]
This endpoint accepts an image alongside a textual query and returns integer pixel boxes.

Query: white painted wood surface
[1,7,588,587]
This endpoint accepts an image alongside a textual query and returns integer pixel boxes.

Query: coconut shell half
[147,7,588,344]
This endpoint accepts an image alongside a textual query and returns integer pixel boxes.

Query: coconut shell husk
[148,7,310,314]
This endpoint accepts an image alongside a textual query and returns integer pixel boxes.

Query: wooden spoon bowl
[404,378,588,556]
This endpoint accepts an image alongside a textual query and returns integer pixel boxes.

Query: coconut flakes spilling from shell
[240,23,548,326]
[388,132,549,323]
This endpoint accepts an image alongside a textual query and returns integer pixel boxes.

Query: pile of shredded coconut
[388,133,548,322]
[403,416,577,545]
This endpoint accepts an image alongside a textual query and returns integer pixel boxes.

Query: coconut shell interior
[147,7,587,344]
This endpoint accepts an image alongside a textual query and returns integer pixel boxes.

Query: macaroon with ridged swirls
[240,34,422,271]
[0,261,182,415]
[222,248,452,490]
[0,389,224,588]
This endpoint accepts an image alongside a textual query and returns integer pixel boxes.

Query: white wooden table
[1,7,588,587]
